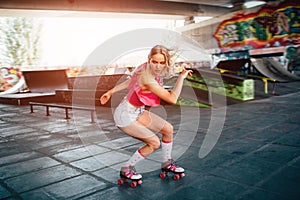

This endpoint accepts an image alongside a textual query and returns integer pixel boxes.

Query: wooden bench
[29,102,96,123]
[55,74,128,107]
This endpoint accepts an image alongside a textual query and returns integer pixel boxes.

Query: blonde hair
[147,45,175,78]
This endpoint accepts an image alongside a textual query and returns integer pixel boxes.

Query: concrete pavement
[0,82,300,200]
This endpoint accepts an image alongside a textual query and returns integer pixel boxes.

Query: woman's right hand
[100,91,112,105]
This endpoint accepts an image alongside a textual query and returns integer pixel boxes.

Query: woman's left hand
[180,68,193,79]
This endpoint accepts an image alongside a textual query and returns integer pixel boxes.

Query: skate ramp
[265,58,300,81]
[0,77,26,95]
[0,67,26,95]
[251,58,300,82]
[22,69,68,93]
[216,59,250,71]
[0,69,68,105]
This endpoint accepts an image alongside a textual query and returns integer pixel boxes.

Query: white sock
[162,141,173,163]
[125,149,145,167]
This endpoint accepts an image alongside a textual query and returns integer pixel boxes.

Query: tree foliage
[0,17,42,67]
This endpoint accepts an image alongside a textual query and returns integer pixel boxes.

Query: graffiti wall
[0,67,23,92]
[213,1,300,52]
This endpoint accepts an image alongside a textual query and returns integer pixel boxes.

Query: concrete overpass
[0,0,275,20]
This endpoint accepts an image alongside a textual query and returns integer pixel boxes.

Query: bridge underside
[0,0,234,19]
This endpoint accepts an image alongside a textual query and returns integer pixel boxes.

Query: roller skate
[159,159,185,181]
[118,165,142,188]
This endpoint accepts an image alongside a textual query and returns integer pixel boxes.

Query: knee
[148,137,160,151]
[163,122,173,136]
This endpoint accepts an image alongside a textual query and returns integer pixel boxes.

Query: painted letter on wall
[214,1,300,52]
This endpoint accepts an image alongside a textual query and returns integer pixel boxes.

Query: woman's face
[149,53,166,77]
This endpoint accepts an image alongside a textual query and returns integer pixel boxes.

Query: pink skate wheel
[118,179,123,185]
[130,181,137,188]
[180,173,185,178]
[159,172,166,179]
[173,174,180,181]
[137,180,142,185]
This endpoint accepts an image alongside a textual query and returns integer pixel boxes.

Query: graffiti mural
[214,1,300,52]
[0,67,23,92]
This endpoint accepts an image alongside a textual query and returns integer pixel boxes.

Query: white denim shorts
[114,99,145,127]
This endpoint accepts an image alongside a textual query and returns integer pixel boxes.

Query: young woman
[100,45,192,183]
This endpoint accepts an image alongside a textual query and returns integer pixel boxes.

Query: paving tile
[252,143,300,165]
[238,188,288,200]
[98,136,141,149]
[158,172,241,200]
[263,122,300,134]
[245,129,289,143]
[74,131,111,145]
[260,166,300,199]
[155,176,206,199]
[219,127,255,140]
[197,175,249,198]
[92,151,130,166]
[21,175,107,200]
[53,144,110,163]
[77,187,141,200]
[0,151,41,166]
[92,164,123,183]
[12,130,51,140]
[163,183,226,200]
[35,123,76,133]
[0,157,60,179]
[5,165,81,193]
[0,141,31,157]
[70,156,107,172]
[24,120,58,128]
[211,157,282,186]
[287,113,300,124]
[73,123,103,132]
[290,156,300,169]
[38,140,85,155]
[0,83,300,200]
[23,135,73,150]
[274,130,300,148]
[0,126,36,137]
[0,185,11,199]
[0,137,9,143]
[215,138,267,156]
[174,147,237,173]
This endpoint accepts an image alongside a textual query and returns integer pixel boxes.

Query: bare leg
[119,110,173,156]
[120,109,173,161]
[137,110,174,162]
[137,110,174,143]
[120,110,184,178]
[119,120,160,157]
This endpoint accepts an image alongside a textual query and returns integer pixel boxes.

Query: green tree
[0,17,42,67]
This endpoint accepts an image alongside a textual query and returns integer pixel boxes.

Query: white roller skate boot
[160,159,185,180]
[118,165,142,188]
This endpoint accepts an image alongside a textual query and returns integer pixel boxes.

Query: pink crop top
[127,63,161,107]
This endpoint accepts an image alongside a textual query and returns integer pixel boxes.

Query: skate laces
[164,159,178,171]
[123,166,138,178]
